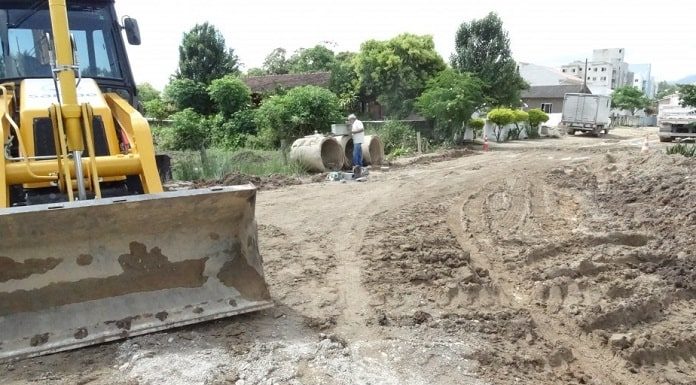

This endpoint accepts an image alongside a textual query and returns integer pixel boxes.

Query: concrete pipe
[362,135,384,166]
[289,135,344,172]
[334,135,355,169]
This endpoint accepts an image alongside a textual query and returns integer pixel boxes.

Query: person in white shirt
[348,114,364,168]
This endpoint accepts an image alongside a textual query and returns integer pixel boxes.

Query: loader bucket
[0,185,272,362]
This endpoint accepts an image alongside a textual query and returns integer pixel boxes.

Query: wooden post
[417,132,422,154]
[280,139,288,165]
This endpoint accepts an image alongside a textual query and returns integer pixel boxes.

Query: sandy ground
[3,127,695,385]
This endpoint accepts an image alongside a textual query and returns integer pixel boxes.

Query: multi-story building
[560,48,633,95]
[629,63,656,98]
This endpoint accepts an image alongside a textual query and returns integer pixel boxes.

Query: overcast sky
[115,0,696,90]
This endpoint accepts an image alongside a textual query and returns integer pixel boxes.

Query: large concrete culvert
[290,135,344,172]
[362,135,384,166]
[334,135,355,169]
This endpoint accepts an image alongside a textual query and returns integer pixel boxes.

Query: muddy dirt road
[3,128,695,385]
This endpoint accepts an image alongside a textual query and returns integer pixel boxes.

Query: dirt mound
[391,148,475,167]
[195,172,302,191]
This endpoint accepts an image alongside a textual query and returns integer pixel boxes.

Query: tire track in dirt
[447,177,639,384]
[446,151,696,385]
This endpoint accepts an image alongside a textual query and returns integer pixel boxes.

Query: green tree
[329,51,359,113]
[611,86,649,115]
[208,75,252,117]
[678,84,696,108]
[451,12,527,107]
[656,81,679,99]
[137,83,160,103]
[255,86,342,148]
[262,48,290,75]
[288,45,336,73]
[487,108,515,142]
[355,33,446,117]
[527,108,549,138]
[415,69,484,140]
[164,78,213,115]
[176,22,240,85]
[143,98,174,121]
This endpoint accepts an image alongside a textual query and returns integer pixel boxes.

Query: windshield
[0,2,122,80]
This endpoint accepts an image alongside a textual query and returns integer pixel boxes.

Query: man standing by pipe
[348,114,364,174]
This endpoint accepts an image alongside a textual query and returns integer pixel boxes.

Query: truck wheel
[659,137,672,143]
[566,129,575,136]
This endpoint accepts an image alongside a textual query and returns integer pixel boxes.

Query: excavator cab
[0,0,271,362]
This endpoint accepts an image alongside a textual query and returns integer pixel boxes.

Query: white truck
[560,93,612,136]
[657,94,696,142]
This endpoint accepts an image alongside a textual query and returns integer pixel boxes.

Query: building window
[594,68,598,72]
[593,77,597,81]
[601,76,607,81]
[540,103,552,113]
[562,69,566,72]
[634,79,639,82]
[572,69,576,73]
[601,67,606,71]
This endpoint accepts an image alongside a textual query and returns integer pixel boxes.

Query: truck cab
[657,93,696,142]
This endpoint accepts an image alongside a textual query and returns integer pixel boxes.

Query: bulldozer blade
[0,185,272,362]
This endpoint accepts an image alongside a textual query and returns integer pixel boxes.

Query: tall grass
[665,143,696,158]
[168,149,307,181]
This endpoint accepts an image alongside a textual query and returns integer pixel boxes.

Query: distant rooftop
[521,84,591,99]
[519,62,584,87]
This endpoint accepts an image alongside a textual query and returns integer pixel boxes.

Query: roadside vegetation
[139,13,554,180]
[666,142,696,157]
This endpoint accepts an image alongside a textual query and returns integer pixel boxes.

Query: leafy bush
[527,108,549,139]
[507,109,528,140]
[157,108,209,151]
[143,97,174,121]
[164,78,214,114]
[468,118,485,139]
[254,86,342,148]
[375,120,418,155]
[487,108,515,142]
[208,75,252,117]
[666,143,696,157]
[209,110,258,149]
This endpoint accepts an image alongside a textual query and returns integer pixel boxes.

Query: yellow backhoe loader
[0,0,271,361]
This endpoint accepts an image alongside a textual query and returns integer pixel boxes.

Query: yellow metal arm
[48,0,83,152]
